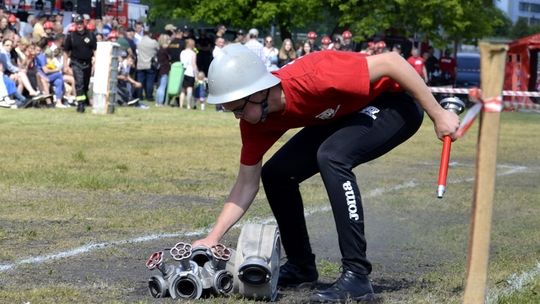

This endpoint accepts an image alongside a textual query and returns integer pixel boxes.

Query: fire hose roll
[233,223,281,301]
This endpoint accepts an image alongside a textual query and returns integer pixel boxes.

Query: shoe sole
[278,280,318,290]
[309,293,382,303]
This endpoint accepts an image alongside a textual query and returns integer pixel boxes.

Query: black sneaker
[76,102,86,113]
[310,270,375,303]
[278,260,318,288]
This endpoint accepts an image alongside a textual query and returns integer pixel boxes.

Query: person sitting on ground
[34,39,66,108]
[0,61,35,108]
[0,38,43,99]
[116,52,145,108]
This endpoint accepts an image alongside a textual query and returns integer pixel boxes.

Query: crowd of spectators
[0,5,457,111]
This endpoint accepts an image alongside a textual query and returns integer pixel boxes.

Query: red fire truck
[504,33,540,104]
[4,0,148,28]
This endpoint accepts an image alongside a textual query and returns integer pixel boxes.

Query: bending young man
[193,44,459,302]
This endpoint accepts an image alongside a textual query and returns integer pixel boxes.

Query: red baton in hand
[437,136,452,198]
[437,97,465,199]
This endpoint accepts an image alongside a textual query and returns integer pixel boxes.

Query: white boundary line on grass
[486,261,540,303]
[0,163,535,302]
[0,179,423,273]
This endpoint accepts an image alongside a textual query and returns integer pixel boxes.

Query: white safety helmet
[207,44,280,105]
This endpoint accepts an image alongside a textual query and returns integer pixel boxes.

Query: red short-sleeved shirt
[407,56,425,77]
[239,51,400,165]
[439,56,456,77]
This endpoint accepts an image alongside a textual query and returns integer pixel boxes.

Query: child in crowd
[192,71,207,110]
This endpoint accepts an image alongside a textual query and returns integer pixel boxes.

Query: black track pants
[261,92,424,274]
[71,60,92,102]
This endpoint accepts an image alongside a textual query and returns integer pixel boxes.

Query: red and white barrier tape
[430,86,540,97]
[430,87,540,112]
[432,87,540,138]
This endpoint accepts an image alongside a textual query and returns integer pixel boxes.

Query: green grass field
[0,105,538,303]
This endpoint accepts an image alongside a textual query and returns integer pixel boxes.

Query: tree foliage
[332,0,507,47]
[144,0,326,40]
[145,0,510,45]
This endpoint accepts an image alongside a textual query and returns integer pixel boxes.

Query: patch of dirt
[0,192,469,303]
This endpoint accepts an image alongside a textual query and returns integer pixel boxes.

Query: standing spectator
[8,14,19,34]
[0,16,10,33]
[32,12,47,42]
[95,33,104,42]
[52,10,63,29]
[101,16,112,38]
[135,30,159,102]
[320,36,331,51]
[212,36,225,112]
[182,25,194,40]
[196,29,213,75]
[244,28,265,63]
[164,24,176,36]
[193,71,207,110]
[407,48,427,83]
[331,37,342,51]
[212,37,225,59]
[19,15,34,39]
[341,30,356,52]
[300,40,313,56]
[179,38,198,109]
[167,27,185,63]
[306,31,320,51]
[155,34,171,107]
[63,15,97,113]
[124,27,138,58]
[439,49,456,86]
[278,38,296,67]
[115,28,131,55]
[43,21,55,39]
[234,29,245,44]
[423,47,439,84]
[215,24,227,42]
[263,35,278,71]
[133,21,144,44]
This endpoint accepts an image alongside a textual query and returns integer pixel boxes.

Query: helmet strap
[258,89,270,123]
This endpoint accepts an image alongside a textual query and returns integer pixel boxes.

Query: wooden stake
[463,42,508,304]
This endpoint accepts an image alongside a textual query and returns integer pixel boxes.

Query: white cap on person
[248,28,259,37]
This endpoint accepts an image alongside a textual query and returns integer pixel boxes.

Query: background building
[496,0,540,25]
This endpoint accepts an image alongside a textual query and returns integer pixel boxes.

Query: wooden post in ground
[463,42,508,304]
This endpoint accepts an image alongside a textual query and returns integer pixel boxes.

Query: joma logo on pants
[342,181,359,221]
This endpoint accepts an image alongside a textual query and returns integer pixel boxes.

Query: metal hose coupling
[190,244,235,296]
[145,251,174,298]
[208,244,234,295]
[169,242,203,299]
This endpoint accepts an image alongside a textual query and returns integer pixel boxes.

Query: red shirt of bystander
[439,55,456,79]
[407,55,426,78]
